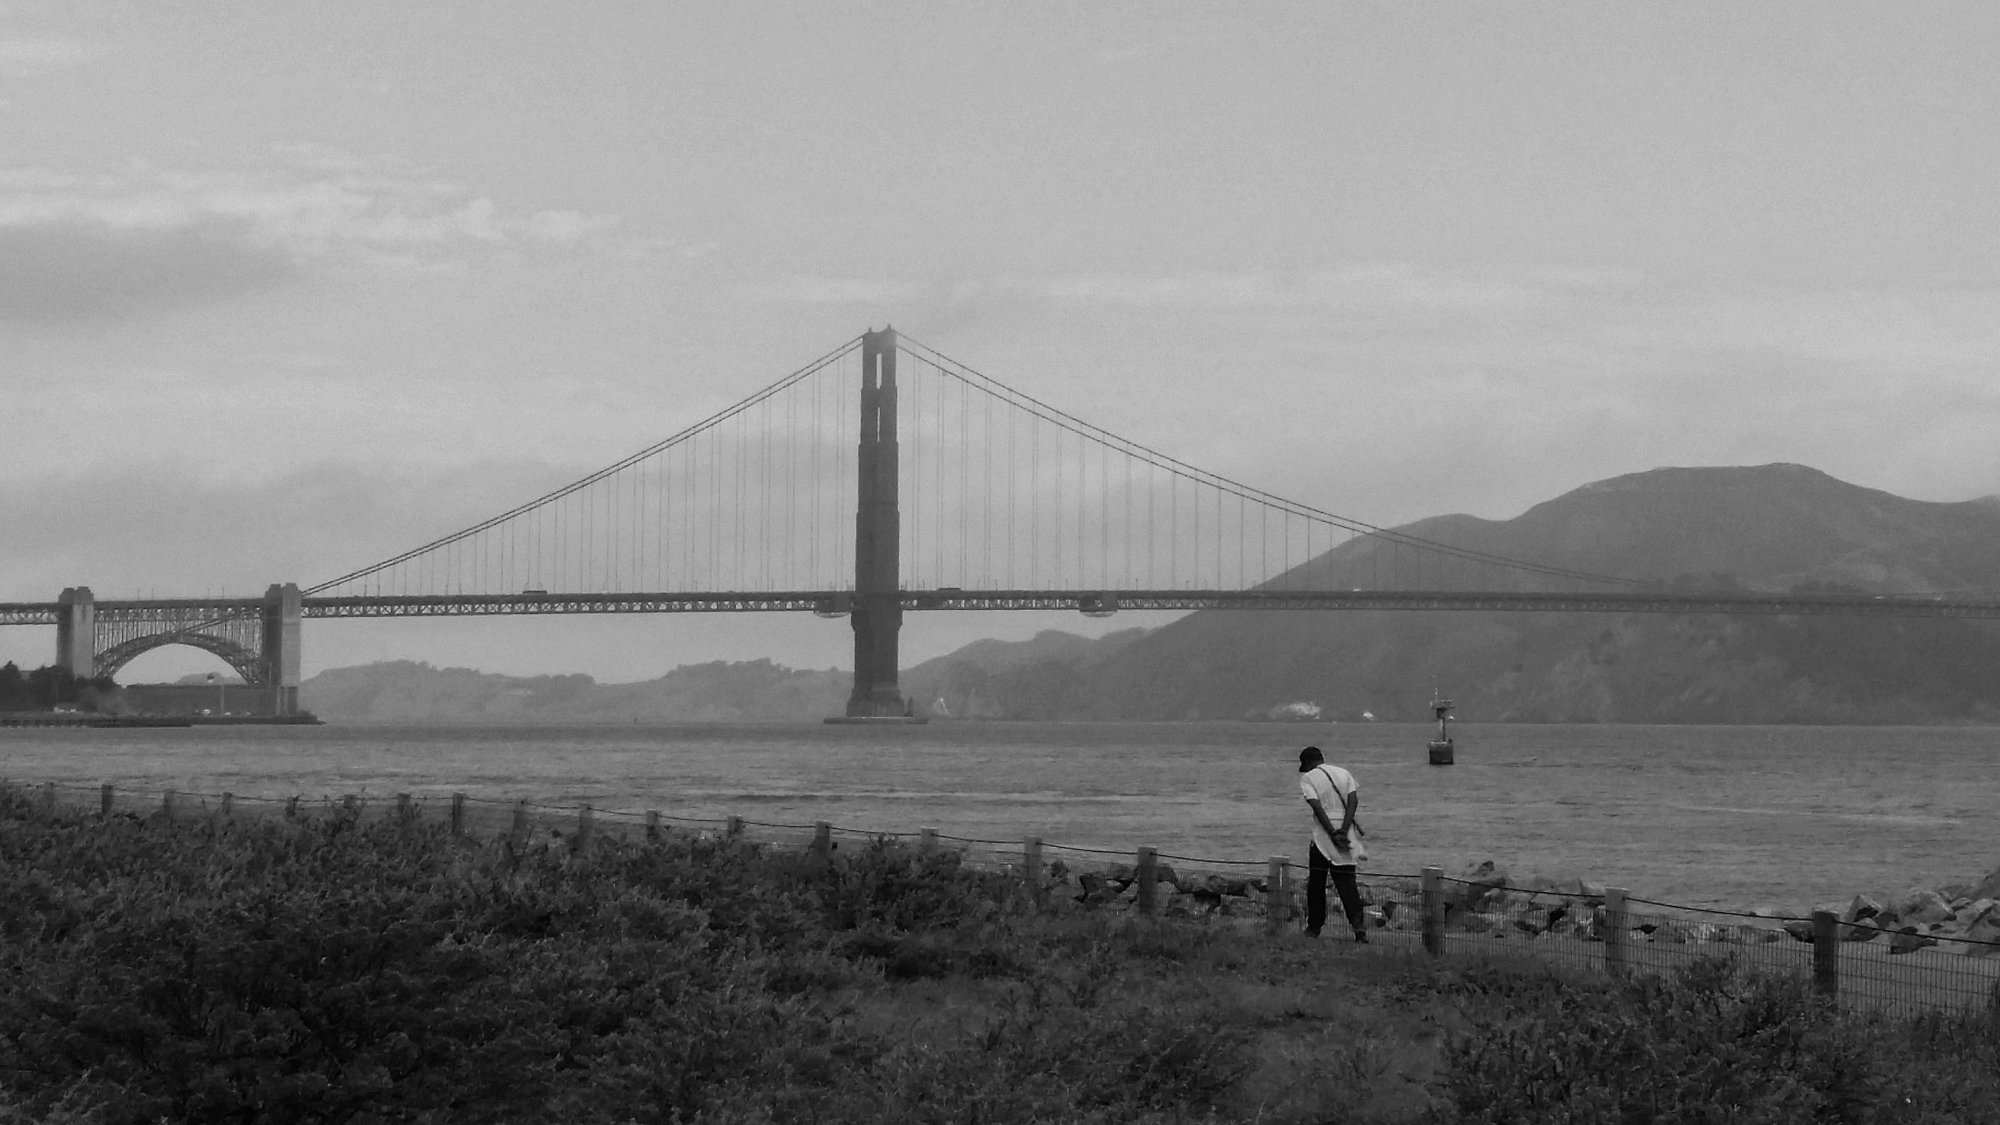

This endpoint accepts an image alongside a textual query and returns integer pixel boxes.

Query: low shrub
[1437,955,2000,1124]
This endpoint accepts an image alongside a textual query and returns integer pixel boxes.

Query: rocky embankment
[1042,857,2000,956]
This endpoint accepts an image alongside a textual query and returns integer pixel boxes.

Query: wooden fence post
[512,800,529,838]
[1604,887,1629,976]
[396,793,413,823]
[645,809,661,842]
[1137,846,1159,916]
[1421,866,1444,956]
[41,781,55,811]
[726,815,744,839]
[1266,856,1290,936]
[450,792,466,836]
[811,820,831,858]
[285,794,300,819]
[919,826,938,853]
[1023,836,1043,909]
[341,794,359,819]
[220,792,235,820]
[161,789,177,824]
[99,783,113,819]
[577,804,594,846]
[1813,909,1840,998]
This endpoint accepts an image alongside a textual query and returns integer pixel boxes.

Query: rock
[1154,863,1181,891]
[1363,905,1387,929]
[1889,926,1938,956]
[1655,921,1718,944]
[1783,919,1816,943]
[1962,913,2000,957]
[1576,880,1606,901]
[1962,899,2000,927]
[1512,914,1545,937]
[1204,875,1253,898]
[1891,889,1954,925]
[1454,861,1510,914]
[1459,911,1497,934]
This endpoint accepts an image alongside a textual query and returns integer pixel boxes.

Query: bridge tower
[55,586,95,679]
[846,326,911,717]
[259,582,303,715]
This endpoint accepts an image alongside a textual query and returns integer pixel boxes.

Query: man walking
[1298,746,1368,941]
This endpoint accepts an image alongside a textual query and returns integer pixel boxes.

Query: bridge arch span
[95,634,262,685]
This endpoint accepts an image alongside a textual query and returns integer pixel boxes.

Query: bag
[1318,765,1368,863]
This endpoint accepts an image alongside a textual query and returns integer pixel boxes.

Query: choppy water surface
[4,721,1996,911]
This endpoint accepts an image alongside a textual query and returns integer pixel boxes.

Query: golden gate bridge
[4,328,1997,717]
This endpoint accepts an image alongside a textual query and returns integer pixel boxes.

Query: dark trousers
[1308,844,1365,935]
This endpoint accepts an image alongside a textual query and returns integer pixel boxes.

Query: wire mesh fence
[13,777,2000,1014]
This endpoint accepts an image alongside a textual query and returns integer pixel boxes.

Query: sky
[3,1,1997,683]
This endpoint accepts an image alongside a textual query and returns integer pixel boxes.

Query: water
[3,721,1996,912]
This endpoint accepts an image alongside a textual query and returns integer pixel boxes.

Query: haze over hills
[301,659,847,723]
[301,464,2000,724]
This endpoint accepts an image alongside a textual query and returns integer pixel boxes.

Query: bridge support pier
[844,326,914,718]
[55,586,96,680]
[259,583,302,715]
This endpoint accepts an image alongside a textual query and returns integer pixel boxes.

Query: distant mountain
[300,659,848,723]
[901,628,1152,719]
[299,465,2000,725]
[909,465,2000,724]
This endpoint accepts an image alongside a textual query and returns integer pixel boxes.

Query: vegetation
[0,664,113,711]
[7,784,2000,1123]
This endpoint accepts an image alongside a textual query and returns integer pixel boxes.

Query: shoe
[1304,927,1322,939]
[1353,930,1369,944]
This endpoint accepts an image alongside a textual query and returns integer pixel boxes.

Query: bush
[0,788,1245,1123]
[1436,956,2000,1124]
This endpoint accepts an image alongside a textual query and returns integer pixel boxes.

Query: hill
[300,658,847,722]
[914,464,2000,723]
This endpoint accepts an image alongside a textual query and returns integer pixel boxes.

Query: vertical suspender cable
[1029,404,1038,587]
[983,385,991,587]
[959,374,968,585]
[1006,396,1015,588]
[933,360,943,589]
[760,397,770,590]
[1104,438,1120,588]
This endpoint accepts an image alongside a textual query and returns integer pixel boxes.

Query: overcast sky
[4,1,1997,682]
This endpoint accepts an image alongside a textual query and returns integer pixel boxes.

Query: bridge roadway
[7,588,2000,625]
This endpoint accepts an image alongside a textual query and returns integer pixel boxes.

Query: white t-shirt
[1299,763,1361,865]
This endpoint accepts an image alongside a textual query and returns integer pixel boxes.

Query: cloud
[738,276,921,304]
[0,148,624,317]
[1046,263,1639,313]
[0,216,293,322]
[0,36,105,77]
